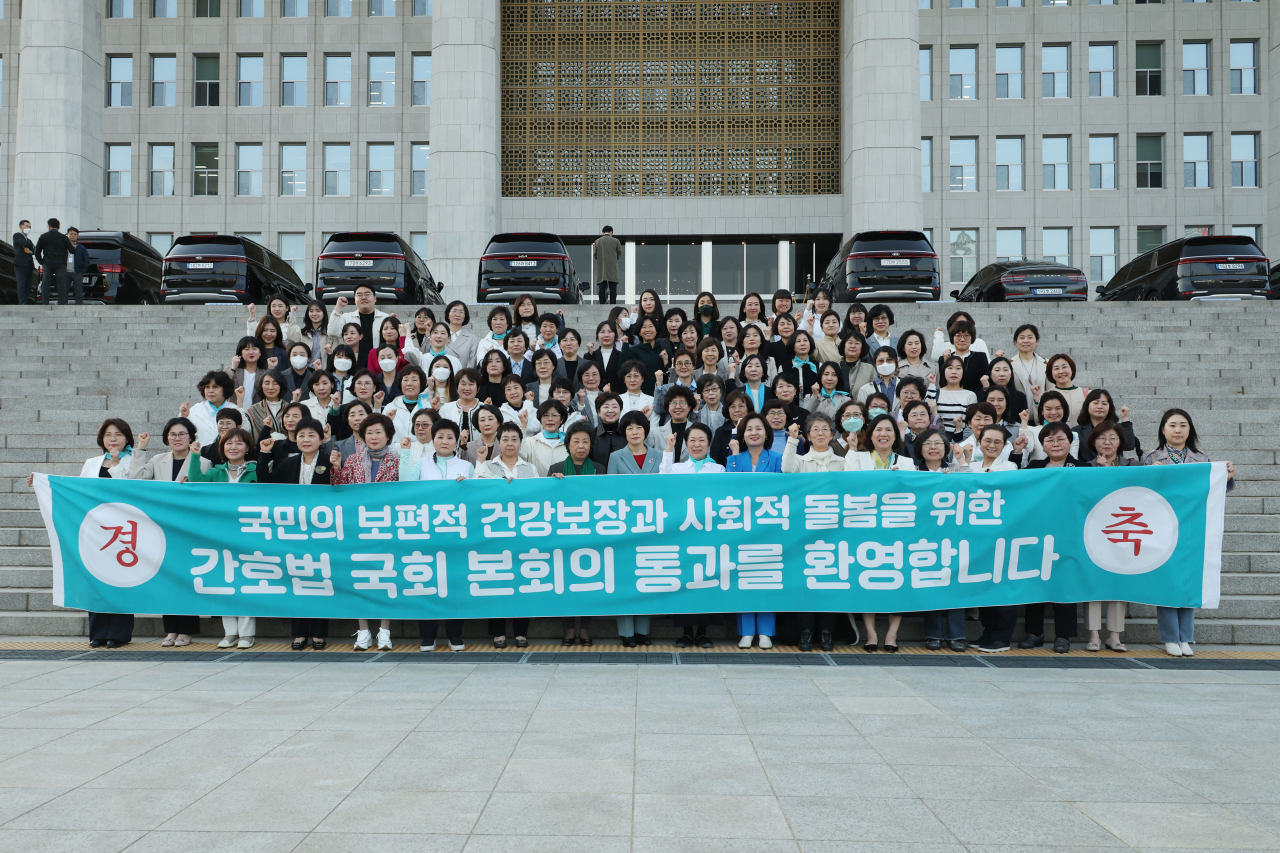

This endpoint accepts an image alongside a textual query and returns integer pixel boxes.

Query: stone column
[842,0,921,237]
[13,1,105,234]
[427,0,501,302]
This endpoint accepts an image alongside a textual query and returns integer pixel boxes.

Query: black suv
[161,235,311,304]
[0,239,18,304]
[477,232,587,304]
[72,231,165,304]
[1099,235,1271,301]
[315,232,442,305]
[953,260,1088,302]
[819,231,940,302]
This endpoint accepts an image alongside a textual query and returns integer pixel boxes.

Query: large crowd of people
[29,285,1235,658]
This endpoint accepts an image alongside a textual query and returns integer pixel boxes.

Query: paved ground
[0,660,1278,852]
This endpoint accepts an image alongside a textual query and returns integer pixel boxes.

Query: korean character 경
[843,495,877,528]
[352,553,398,598]
[190,548,236,595]
[287,553,334,596]
[880,493,916,528]
[358,505,393,540]
[469,551,516,596]
[481,502,517,538]
[967,489,1004,526]
[857,541,903,590]
[403,551,447,597]
[805,495,839,531]
[803,540,852,590]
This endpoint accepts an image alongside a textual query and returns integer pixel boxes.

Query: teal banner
[34,465,1227,618]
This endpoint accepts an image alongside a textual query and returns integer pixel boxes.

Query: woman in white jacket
[782,414,844,473]
[845,414,917,471]
[519,400,570,476]
[929,310,990,361]
[399,419,474,482]
[382,366,429,444]
[959,424,1021,473]
[398,408,441,472]
[658,423,725,474]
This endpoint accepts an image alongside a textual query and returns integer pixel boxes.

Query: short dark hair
[294,418,325,439]
[162,417,197,446]
[736,413,774,449]
[67,227,79,236]
[619,409,651,437]
[663,385,697,413]
[530,349,557,370]
[564,420,595,451]
[454,367,481,389]
[536,400,568,425]
[487,305,513,330]
[307,370,337,394]
[1037,389,1069,422]
[96,418,135,450]
[603,225,613,233]
[219,428,257,461]
[979,424,1010,445]
[496,421,524,442]
[1038,420,1074,447]
[1045,353,1077,382]
[723,389,754,414]
[412,408,440,428]
[965,402,999,425]
[444,300,470,325]
[897,376,927,399]
[1087,419,1130,454]
[432,418,460,440]
[865,413,903,453]
[197,370,235,400]
[1014,323,1040,342]
[18,219,29,228]
[594,391,623,413]
[696,373,725,396]
[47,218,59,229]
[867,304,895,325]
[902,399,931,420]
[358,412,395,441]
[911,427,951,468]
[215,408,243,426]
[948,318,977,340]
[685,422,714,444]
[895,329,926,360]
[618,359,647,382]
[549,377,573,396]
[354,283,375,295]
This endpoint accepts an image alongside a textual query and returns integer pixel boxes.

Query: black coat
[584,347,625,392]
[259,451,335,485]
[617,341,666,395]
[34,230,72,267]
[12,232,35,269]
[1075,421,1139,464]
[710,421,739,466]
[591,421,628,469]
[941,351,989,396]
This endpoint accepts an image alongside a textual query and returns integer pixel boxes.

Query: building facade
[0,0,1273,302]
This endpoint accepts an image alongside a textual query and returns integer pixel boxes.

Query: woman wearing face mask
[1044,353,1087,423]
[1074,389,1135,464]
[803,361,852,420]
[363,317,402,374]
[838,331,875,393]
[606,306,633,345]
[282,341,317,401]
[863,394,894,444]
[334,321,364,369]
[298,300,333,364]
[245,371,289,444]
[710,391,753,465]
[328,343,358,399]
[331,400,373,462]
[424,357,456,408]
[834,400,869,455]
[693,292,720,337]
[382,366,429,444]
[814,309,843,363]
[1141,409,1235,657]
[857,346,903,408]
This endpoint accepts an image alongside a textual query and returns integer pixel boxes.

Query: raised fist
[335,296,349,311]
[330,449,343,467]
[788,423,800,439]
[400,436,412,449]
[179,401,190,418]
[137,432,151,450]
[665,433,677,451]
[259,437,275,453]
[728,438,740,456]
[267,357,278,370]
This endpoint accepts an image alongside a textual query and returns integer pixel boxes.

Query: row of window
[106,54,430,109]
[109,0,428,18]
[104,142,430,198]
[921,41,1257,100]
[922,133,1259,192]
[936,225,1259,285]
[927,0,1256,7]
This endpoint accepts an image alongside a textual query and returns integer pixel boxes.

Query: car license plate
[1035,288,1064,295]
[879,259,910,266]
[510,260,538,267]
[82,276,90,284]
[187,262,213,270]
[1217,263,1245,270]
[345,259,374,268]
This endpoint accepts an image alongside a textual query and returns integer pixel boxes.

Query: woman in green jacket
[187,428,258,483]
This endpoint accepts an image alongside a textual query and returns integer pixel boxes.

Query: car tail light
[997,274,1026,285]
[97,264,125,274]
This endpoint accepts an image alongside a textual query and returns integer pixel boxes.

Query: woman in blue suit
[607,410,661,646]
[725,412,782,648]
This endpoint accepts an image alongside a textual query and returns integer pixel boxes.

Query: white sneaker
[759,635,773,649]
[217,636,238,649]
[738,635,754,649]
[449,641,465,651]
[377,628,392,651]
[420,641,436,652]
[237,636,254,649]
[1180,642,1194,657]
[354,629,372,651]
[1165,642,1183,656]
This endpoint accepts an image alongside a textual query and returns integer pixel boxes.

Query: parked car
[477,232,587,304]
[70,231,164,304]
[314,232,442,305]
[952,260,1088,302]
[1098,235,1272,301]
[0,239,18,304]
[161,234,311,304]
[819,230,941,302]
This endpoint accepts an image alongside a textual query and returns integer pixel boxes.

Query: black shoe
[493,637,507,649]
[695,635,713,649]
[291,638,307,651]
[798,629,813,651]
[925,638,942,651]
[579,636,593,647]
[634,633,651,646]
[883,643,898,653]
[948,639,968,652]
[105,639,121,649]
[515,637,528,648]
[88,639,104,648]
[1053,637,1071,654]
[975,640,1011,653]
[676,634,694,648]
[313,639,327,651]
[1018,634,1044,649]
[562,636,576,646]
[862,642,878,652]
[819,630,834,652]
[621,636,637,648]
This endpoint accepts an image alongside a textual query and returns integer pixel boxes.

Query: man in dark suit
[12,219,36,304]
[68,228,90,305]
[33,218,74,305]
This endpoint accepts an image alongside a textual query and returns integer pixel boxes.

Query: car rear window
[322,234,401,254]
[169,236,246,257]
[1181,237,1264,258]
[485,238,565,255]
[851,232,934,254]
[77,241,121,252]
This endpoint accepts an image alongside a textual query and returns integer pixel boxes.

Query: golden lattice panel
[500,0,841,197]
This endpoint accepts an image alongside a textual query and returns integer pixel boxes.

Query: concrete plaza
[1,659,1279,851]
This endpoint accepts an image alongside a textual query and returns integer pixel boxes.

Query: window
[237,144,263,196]
[150,143,175,195]
[919,48,931,101]
[281,143,307,195]
[108,56,133,107]
[1089,136,1116,189]
[412,143,429,195]
[1042,46,1068,98]
[195,56,220,107]
[1043,137,1069,189]
[1185,226,1212,237]
[996,0,1023,6]
[996,46,1023,98]
[1042,228,1070,264]
[1137,136,1164,188]
[369,55,395,106]
[1183,133,1210,188]
[105,145,131,196]
[284,0,307,14]
[153,0,176,16]
[367,143,394,195]
[151,56,176,107]
[195,0,219,14]
[238,56,263,107]
[996,228,1024,261]
[193,144,219,196]
[326,0,351,14]
[279,234,306,279]
[413,0,432,14]
[949,138,977,191]
[148,233,173,255]
[411,233,428,257]
[1043,0,1067,5]
[239,0,263,15]
[1230,42,1257,95]
[921,138,932,192]
[949,0,976,7]
[109,0,134,17]
[996,137,1023,190]
[325,55,351,106]
[1089,45,1115,97]
[1136,226,1165,253]
[1231,133,1258,187]
[324,144,350,196]
[370,0,394,14]
[949,48,976,99]
[1089,227,1117,282]
[1136,44,1162,96]
[1232,225,1259,241]
[920,0,930,7]
[1089,0,1115,4]
[1183,43,1209,95]
[412,54,432,106]
[949,229,978,283]
[282,56,307,106]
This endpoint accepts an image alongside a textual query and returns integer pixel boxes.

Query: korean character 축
[402,551,448,597]
[358,505,393,540]
[286,553,334,596]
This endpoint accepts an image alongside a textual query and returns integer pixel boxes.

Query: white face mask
[379,358,398,373]
[618,316,631,330]
[290,355,309,370]
[432,367,451,383]
[333,358,353,372]
[21,228,30,235]
[876,362,897,377]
